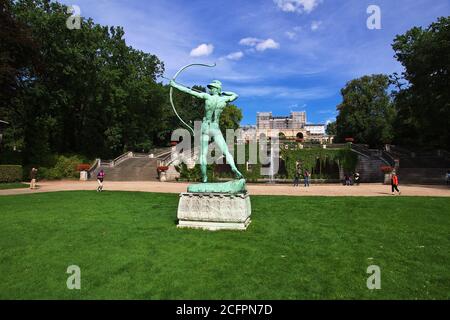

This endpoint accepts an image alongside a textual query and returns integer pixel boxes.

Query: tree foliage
[0,0,168,164]
[335,74,395,147]
[325,121,336,136]
[0,0,244,166]
[391,16,450,150]
[219,104,243,135]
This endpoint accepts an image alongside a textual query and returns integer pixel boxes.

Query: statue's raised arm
[221,91,239,103]
[170,80,209,100]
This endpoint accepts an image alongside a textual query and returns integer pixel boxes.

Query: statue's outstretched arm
[222,91,239,102]
[170,80,208,99]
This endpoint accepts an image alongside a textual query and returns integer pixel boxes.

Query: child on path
[97,169,105,192]
[391,172,401,195]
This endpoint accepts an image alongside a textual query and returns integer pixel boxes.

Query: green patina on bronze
[169,63,246,194]
[187,178,247,194]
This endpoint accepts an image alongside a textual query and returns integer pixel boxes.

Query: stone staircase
[351,144,393,183]
[355,156,385,183]
[397,168,448,185]
[89,149,171,181]
[385,146,450,184]
[388,146,450,168]
[91,157,159,181]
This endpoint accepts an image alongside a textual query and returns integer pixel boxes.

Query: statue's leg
[200,133,209,183]
[213,132,243,179]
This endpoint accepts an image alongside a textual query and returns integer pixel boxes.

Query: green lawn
[0,183,28,190]
[0,191,448,300]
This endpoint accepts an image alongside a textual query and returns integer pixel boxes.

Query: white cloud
[231,85,334,100]
[274,0,322,14]
[311,20,322,31]
[239,37,280,52]
[285,26,303,40]
[239,37,261,46]
[256,39,280,51]
[285,31,296,39]
[225,51,244,60]
[190,43,214,57]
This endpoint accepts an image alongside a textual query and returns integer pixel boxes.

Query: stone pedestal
[177,192,251,231]
[79,171,88,181]
[384,173,392,185]
[165,165,180,181]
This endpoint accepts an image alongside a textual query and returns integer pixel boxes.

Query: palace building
[240,111,332,144]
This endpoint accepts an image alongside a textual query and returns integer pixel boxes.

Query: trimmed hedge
[0,165,23,183]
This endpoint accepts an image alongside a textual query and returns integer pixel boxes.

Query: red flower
[380,166,393,173]
[76,164,91,171]
[157,166,169,172]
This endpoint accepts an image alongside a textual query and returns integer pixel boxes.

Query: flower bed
[380,166,394,173]
[157,166,169,172]
[76,164,91,172]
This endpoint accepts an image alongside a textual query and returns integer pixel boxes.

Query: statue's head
[207,80,222,95]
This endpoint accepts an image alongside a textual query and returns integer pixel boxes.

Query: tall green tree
[391,16,450,150]
[325,121,336,136]
[335,74,394,147]
[0,0,165,164]
[220,104,243,134]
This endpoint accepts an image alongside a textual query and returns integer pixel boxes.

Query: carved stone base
[177,192,251,231]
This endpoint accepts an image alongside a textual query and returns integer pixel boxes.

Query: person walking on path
[97,169,105,192]
[391,172,401,195]
[304,169,310,187]
[344,174,351,186]
[29,167,37,189]
[293,172,299,187]
[446,170,450,185]
[354,172,360,186]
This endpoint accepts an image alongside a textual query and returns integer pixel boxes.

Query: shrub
[38,155,86,180]
[179,163,217,182]
[0,165,23,182]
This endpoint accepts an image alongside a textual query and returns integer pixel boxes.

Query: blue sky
[61,0,449,125]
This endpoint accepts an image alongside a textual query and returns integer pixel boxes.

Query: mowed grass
[0,191,448,300]
[0,183,28,190]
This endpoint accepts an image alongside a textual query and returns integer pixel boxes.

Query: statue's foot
[233,169,244,180]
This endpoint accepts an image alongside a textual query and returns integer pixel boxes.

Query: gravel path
[1,180,449,197]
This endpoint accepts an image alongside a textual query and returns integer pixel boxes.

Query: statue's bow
[169,63,216,135]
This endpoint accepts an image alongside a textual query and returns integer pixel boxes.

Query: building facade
[240,112,332,143]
